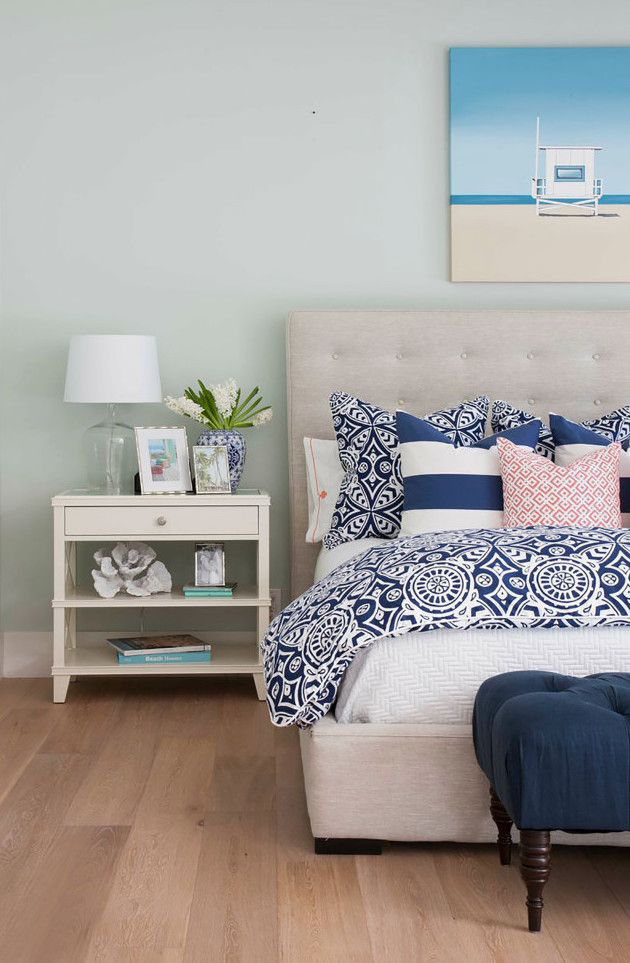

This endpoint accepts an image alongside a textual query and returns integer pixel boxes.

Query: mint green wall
[1,0,629,633]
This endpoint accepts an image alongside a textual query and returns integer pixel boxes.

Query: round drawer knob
[460,351,468,360]
[592,352,601,361]
[594,399,602,407]
[527,351,535,360]
[157,516,167,526]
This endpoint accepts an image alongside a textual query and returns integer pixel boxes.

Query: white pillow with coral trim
[303,438,344,543]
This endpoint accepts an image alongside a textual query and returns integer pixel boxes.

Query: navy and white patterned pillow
[323,392,489,548]
[491,400,554,459]
[492,399,630,460]
[583,404,630,440]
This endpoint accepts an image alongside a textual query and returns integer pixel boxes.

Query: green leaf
[232,385,259,417]
[197,380,226,428]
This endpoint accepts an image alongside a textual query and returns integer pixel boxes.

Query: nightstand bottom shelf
[52,642,265,703]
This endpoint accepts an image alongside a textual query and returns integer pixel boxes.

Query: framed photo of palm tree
[193,445,231,494]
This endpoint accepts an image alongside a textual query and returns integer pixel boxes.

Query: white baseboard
[0,630,257,678]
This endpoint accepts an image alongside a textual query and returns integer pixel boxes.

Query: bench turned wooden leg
[489,786,513,865]
[520,830,551,932]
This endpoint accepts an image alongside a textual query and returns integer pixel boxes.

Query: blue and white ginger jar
[196,429,246,493]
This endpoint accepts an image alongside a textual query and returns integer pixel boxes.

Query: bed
[284,309,630,850]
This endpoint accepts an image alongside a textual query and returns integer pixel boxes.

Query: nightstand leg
[256,606,269,702]
[53,676,70,703]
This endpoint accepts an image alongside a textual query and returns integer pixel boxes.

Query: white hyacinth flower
[164,395,205,423]
[210,378,239,419]
[253,408,273,426]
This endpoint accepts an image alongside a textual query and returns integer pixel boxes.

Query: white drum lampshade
[64,335,162,403]
[64,335,163,494]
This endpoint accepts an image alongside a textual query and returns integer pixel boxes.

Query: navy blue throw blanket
[262,527,630,727]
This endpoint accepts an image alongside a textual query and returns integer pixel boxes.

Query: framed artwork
[195,542,225,586]
[135,427,192,494]
[450,47,630,282]
[193,445,231,494]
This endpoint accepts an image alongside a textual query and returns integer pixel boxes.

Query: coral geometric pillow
[497,438,621,528]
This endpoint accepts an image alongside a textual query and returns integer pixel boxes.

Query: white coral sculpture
[92,542,172,598]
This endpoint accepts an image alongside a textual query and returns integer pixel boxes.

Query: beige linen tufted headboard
[287,309,630,600]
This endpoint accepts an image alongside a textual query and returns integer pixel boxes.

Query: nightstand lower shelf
[53,642,264,700]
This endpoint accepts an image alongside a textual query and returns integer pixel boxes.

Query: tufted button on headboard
[286,309,630,600]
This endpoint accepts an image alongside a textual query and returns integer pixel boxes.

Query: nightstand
[51,490,271,703]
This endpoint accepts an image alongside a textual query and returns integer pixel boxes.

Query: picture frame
[193,445,231,494]
[195,542,225,586]
[135,426,192,494]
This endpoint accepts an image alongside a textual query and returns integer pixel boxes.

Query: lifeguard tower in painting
[531,117,603,215]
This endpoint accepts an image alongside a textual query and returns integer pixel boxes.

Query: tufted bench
[473,670,630,931]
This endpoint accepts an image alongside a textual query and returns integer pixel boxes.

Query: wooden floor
[1,678,630,963]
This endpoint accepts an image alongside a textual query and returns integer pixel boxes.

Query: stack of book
[183,583,237,598]
[107,634,212,664]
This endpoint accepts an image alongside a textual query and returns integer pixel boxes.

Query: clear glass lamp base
[82,404,135,495]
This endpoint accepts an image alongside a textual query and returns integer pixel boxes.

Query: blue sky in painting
[451,48,630,196]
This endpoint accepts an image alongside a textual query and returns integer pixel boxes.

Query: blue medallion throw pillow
[493,399,630,460]
[323,392,489,548]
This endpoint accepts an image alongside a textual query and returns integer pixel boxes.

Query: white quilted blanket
[334,624,630,724]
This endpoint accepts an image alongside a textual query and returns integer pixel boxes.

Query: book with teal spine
[117,650,212,665]
[183,585,235,598]
[183,583,235,595]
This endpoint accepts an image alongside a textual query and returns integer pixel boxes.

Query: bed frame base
[300,716,630,847]
[314,837,383,855]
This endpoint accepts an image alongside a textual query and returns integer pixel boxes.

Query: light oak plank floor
[1,676,629,963]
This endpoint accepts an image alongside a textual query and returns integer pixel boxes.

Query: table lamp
[64,334,162,494]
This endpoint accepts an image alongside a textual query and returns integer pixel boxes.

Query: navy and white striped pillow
[551,412,630,526]
[397,410,541,535]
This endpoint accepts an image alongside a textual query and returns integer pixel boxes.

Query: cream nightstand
[51,490,271,703]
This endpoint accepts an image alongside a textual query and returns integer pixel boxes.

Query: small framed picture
[193,445,231,494]
[135,427,192,494]
[195,542,225,586]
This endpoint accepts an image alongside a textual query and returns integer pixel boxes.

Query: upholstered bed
[285,309,630,849]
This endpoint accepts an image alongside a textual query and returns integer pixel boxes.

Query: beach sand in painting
[451,204,630,282]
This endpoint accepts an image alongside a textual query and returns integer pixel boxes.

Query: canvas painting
[450,47,630,282]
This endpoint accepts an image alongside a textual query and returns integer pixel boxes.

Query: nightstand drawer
[64,505,259,537]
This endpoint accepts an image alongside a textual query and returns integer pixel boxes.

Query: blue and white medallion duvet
[262,527,630,727]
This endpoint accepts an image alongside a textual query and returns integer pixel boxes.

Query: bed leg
[314,837,383,855]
